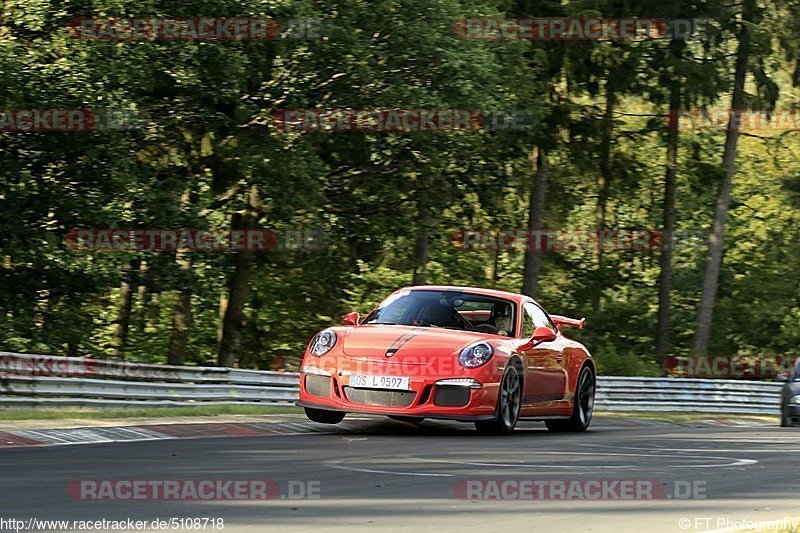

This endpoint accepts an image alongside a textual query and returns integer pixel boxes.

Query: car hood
[341,325,496,361]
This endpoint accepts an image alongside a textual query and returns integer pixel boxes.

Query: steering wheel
[454,311,474,330]
[472,323,499,334]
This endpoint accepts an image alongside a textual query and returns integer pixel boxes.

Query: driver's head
[492,303,512,336]
[418,300,459,327]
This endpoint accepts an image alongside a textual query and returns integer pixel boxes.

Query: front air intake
[343,387,415,407]
[433,386,471,407]
[305,374,331,397]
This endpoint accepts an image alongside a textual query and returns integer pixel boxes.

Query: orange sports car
[297,285,595,434]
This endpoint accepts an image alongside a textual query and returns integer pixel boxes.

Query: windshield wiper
[367,321,463,330]
[414,322,463,330]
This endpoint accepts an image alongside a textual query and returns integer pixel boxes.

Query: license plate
[349,375,410,390]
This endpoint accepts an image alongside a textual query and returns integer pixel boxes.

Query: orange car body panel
[297,285,594,421]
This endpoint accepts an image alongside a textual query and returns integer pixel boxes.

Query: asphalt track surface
[1,415,799,533]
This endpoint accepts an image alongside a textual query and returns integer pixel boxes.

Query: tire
[388,416,425,424]
[304,407,345,424]
[546,365,595,433]
[781,411,792,427]
[475,364,521,435]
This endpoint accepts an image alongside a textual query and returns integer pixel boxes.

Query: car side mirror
[532,326,558,344]
[778,374,789,382]
[343,312,360,326]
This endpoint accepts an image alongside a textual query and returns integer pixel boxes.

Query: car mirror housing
[343,312,360,326]
[532,326,558,343]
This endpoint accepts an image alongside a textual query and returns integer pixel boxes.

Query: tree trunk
[113,258,140,360]
[167,270,194,365]
[216,291,228,353]
[412,220,429,285]
[217,185,260,367]
[167,254,193,366]
[486,249,499,282]
[167,288,192,366]
[412,174,433,285]
[217,241,254,367]
[522,147,548,298]
[693,0,752,355]
[593,92,615,312]
[135,260,149,333]
[167,180,198,365]
[656,76,682,359]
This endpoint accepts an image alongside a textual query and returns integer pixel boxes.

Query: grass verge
[596,410,779,423]
[0,407,778,424]
[0,405,302,420]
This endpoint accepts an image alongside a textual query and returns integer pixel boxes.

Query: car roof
[398,285,527,303]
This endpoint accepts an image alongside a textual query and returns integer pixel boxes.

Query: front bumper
[297,359,502,420]
[296,400,497,421]
[783,404,800,426]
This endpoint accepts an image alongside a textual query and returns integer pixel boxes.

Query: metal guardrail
[595,376,782,415]
[0,352,785,414]
[0,351,300,408]
[0,351,300,384]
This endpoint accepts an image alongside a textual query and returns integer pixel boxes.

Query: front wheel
[546,365,595,433]
[475,365,521,435]
[304,407,345,424]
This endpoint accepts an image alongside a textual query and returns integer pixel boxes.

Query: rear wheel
[475,365,521,435]
[546,365,595,433]
[304,407,345,424]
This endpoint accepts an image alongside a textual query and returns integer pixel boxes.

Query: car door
[519,301,567,408]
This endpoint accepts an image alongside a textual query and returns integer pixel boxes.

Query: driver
[492,304,513,336]
[415,300,465,329]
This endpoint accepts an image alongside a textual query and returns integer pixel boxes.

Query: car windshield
[363,289,515,337]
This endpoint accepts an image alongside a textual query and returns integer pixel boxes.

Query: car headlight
[309,330,337,356]
[459,342,494,368]
[790,395,800,405]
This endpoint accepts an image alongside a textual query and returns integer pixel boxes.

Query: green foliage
[0,0,798,376]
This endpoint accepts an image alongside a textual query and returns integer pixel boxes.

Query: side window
[523,302,554,337]
[522,304,535,338]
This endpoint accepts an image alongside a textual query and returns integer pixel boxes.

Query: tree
[693,0,778,355]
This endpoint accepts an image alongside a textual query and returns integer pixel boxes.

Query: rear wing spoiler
[550,315,585,330]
